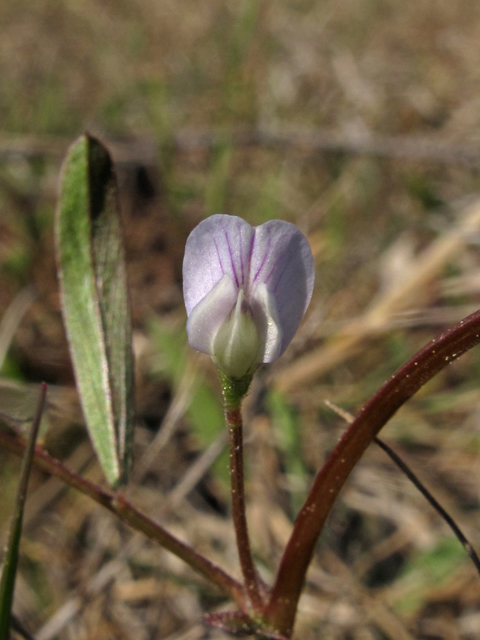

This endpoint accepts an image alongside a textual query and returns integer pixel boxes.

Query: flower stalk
[221,373,264,616]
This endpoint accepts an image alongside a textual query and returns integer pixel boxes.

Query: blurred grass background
[2,0,480,638]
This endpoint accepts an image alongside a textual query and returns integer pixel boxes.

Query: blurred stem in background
[0,426,246,610]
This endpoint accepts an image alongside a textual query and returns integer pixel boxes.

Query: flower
[183,214,315,379]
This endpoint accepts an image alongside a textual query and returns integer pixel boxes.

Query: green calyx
[220,371,254,406]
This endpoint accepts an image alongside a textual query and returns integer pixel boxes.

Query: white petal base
[186,275,238,354]
[251,283,283,363]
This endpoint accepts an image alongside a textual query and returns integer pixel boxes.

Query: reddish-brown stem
[226,403,264,616]
[265,308,480,638]
[0,430,245,609]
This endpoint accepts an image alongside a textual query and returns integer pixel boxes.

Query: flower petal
[186,275,238,354]
[183,214,255,316]
[250,283,282,363]
[249,220,314,356]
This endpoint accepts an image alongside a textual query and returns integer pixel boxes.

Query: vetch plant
[183,214,315,624]
[3,133,480,639]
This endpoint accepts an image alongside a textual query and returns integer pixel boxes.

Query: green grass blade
[56,134,134,485]
[0,383,47,639]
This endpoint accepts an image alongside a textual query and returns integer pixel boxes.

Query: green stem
[0,383,46,640]
[0,429,245,609]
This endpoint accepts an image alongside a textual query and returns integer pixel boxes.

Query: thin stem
[0,429,245,609]
[0,383,46,640]
[225,401,264,615]
[374,437,480,575]
[326,400,480,576]
[265,307,480,638]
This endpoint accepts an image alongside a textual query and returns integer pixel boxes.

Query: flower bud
[213,289,260,379]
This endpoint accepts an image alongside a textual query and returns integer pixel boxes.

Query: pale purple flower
[183,214,315,379]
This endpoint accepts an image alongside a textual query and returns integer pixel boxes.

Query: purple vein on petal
[246,232,256,293]
[272,251,293,294]
[224,230,239,288]
[213,237,225,276]
[239,232,244,286]
[264,254,282,287]
[252,234,272,284]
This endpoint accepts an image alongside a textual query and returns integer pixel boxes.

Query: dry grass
[2,0,480,638]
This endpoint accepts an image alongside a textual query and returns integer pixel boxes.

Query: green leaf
[0,384,46,639]
[56,134,134,485]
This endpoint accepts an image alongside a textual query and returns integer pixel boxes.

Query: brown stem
[226,402,264,616]
[0,430,245,609]
[265,307,480,638]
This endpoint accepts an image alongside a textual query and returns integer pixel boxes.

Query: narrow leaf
[88,137,135,480]
[56,134,134,485]
[0,383,47,639]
